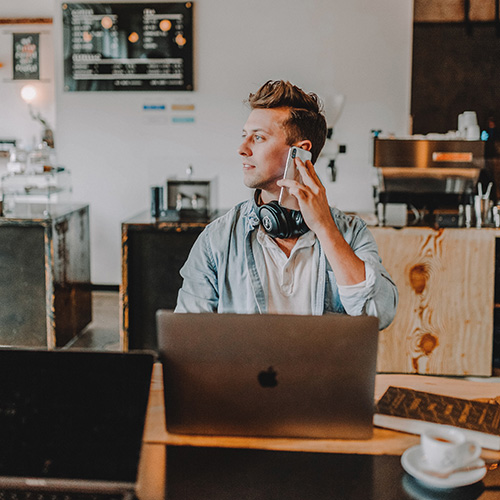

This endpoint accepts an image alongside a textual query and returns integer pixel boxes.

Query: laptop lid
[0,348,155,495]
[156,312,379,440]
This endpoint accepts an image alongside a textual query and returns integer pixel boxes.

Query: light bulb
[20,84,37,103]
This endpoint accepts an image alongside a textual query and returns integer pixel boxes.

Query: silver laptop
[0,348,155,498]
[156,312,379,440]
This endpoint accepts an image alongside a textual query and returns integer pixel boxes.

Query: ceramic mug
[421,427,481,472]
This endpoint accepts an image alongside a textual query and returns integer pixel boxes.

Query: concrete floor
[66,291,121,351]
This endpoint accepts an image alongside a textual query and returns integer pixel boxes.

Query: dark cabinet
[0,204,92,347]
[121,211,211,350]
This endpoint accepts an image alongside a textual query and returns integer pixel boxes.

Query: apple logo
[258,366,278,388]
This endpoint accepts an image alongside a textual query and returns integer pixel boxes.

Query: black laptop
[0,348,155,499]
[156,311,379,439]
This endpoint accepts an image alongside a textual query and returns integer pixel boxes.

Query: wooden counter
[371,227,500,376]
[121,217,500,374]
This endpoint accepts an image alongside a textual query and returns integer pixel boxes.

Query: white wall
[0,1,56,164]
[3,0,413,284]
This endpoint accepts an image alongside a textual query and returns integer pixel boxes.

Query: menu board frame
[62,2,193,92]
[13,32,40,80]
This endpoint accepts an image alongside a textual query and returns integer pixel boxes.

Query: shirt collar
[245,190,262,232]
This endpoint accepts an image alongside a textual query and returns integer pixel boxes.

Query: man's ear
[295,140,312,151]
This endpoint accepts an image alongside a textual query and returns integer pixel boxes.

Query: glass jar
[26,143,55,174]
[7,147,28,174]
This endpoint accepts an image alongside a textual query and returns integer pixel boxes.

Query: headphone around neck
[257,197,309,239]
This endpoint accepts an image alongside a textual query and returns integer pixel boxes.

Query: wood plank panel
[371,227,496,376]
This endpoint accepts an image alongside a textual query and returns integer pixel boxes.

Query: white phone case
[278,147,312,206]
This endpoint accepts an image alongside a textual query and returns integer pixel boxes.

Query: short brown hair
[247,80,327,163]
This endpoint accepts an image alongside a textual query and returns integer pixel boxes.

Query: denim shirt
[175,197,398,329]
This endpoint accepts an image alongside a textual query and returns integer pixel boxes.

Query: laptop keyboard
[0,491,133,500]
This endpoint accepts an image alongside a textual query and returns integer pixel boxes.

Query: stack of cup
[458,111,480,140]
[474,182,494,228]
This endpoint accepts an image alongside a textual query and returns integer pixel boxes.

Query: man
[175,80,397,329]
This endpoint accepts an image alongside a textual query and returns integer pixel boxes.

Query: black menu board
[13,33,40,80]
[62,2,193,91]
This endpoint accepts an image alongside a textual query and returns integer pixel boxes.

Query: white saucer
[401,445,486,489]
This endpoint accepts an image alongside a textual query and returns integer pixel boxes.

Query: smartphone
[278,146,312,207]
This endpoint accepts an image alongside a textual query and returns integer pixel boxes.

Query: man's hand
[276,157,335,237]
[277,157,366,286]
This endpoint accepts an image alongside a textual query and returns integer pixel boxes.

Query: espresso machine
[373,135,485,227]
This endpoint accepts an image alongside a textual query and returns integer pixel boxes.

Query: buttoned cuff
[337,261,376,297]
[337,261,378,317]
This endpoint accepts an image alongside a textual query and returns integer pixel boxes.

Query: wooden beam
[415,0,497,23]
[0,18,52,25]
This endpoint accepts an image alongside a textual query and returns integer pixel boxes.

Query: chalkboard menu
[13,33,40,80]
[62,2,193,91]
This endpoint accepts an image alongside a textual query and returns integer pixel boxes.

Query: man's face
[238,107,291,199]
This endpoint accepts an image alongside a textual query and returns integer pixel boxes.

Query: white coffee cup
[421,427,481,472]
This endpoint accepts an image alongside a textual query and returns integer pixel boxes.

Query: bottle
[150,186,164,219]
[486,116,497,158]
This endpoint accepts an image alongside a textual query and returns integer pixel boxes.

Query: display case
[1,168,72,216]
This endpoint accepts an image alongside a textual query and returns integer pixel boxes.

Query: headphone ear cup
[289,209,309,235]
[258,201,294,238]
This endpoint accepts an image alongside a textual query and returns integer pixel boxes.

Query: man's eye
[255,135,263,141]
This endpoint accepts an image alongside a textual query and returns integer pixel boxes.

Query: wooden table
[136,365,500,499]
[143,363,500,456]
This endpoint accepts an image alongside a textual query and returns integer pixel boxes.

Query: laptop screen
[0,349,154,483]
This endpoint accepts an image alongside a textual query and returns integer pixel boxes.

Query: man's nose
[238,138,251,157]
